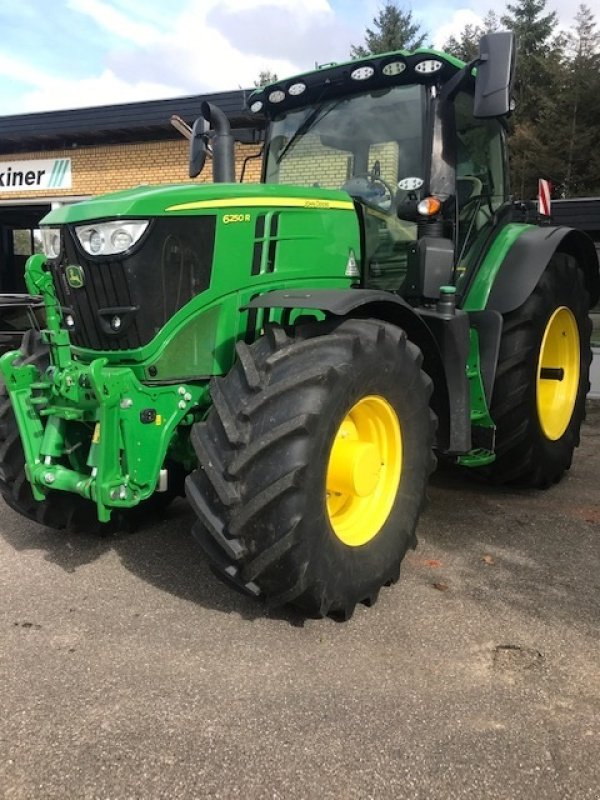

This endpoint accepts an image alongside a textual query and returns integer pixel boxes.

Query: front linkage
[0,255,205,522]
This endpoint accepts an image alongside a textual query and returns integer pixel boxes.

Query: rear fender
[486,226,600,314]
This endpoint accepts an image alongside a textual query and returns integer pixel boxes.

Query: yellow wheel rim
[536,306,580,441]
[326,395,402,547]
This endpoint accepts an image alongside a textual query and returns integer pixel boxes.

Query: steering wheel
[341,173,395,209]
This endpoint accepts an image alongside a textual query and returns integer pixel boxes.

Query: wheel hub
[326,395,402,547]
[536,306,580,441]
[327,433,381,497]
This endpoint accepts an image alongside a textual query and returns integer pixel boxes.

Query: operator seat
[457,176,490,230]
[456,176,483,208]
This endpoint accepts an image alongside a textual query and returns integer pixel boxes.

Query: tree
[537,5,600,196]
[496,0,563,197]
[350,2,427,57]
[482,10,500,34]
[443,0,571,198]
[254,70,278,88]
[443,11,499,62]
[501,0,560,121]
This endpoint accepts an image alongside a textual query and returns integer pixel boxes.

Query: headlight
[41,227,61,259]
[75,220,149,256]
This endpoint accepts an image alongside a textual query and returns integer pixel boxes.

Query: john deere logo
[65,265,85,289]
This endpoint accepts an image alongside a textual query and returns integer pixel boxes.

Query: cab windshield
[264,84,425,208]
[264,83,426,291]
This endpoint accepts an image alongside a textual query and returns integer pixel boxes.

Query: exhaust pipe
[201,101,235,183]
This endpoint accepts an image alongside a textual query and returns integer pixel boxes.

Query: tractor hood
[42,183,355,225]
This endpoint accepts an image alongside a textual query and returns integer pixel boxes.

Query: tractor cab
[248,33,515,302]
[263,82,424,292]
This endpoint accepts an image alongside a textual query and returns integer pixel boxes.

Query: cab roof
[247,48,467,119]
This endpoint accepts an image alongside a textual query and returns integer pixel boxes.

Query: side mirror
[474,32,516,118]
[189,117,210,178]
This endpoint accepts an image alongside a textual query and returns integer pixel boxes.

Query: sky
[0,0,591,116]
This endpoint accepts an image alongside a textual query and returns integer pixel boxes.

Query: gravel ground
[1,403,599,800]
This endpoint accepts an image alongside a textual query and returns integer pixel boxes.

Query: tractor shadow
[0,497,305,625]
[2,404,598,628]
[3,471,597,632]
[0,504,115,571]
[110,500,306,625]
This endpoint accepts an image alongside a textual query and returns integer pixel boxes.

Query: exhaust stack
[201,102,235,183]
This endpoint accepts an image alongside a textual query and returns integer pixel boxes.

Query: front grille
[51,216,216,351]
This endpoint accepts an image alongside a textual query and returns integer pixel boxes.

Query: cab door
[453,90,509,277]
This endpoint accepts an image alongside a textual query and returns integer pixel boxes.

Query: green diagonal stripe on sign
[56,159,68,187]
[47,160,60,188]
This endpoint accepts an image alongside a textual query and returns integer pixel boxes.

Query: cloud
[426,0,584,50]
[14,0,587,115]
[104,0,303,94]
[431,8,485,50]
[104,0,360,97]
[0,0,363,113]
[0,51,182,113]
[0,52,53,91]
[224,0,333,11]
[66,0,160,44]
[207,1,356,65]
[25,72,183,112]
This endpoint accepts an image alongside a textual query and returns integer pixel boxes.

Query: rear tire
[486,252,592,487]
[186,319,436,619]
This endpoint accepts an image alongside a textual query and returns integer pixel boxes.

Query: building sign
[0,158,72,192]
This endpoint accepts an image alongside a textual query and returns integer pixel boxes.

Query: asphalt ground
[1,403,599,800]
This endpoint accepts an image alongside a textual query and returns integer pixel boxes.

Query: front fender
[244,288,436,351]
[245,288,470,454]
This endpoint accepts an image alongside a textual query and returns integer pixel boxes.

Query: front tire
[487,252,592,487]
[186,319,436,619]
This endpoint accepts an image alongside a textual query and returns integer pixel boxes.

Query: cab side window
[454,92,507,266]
[363,142,417,292]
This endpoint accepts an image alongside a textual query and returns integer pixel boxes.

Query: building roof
[0,89,263,154]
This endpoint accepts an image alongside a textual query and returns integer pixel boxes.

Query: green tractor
[0,33,598,618]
